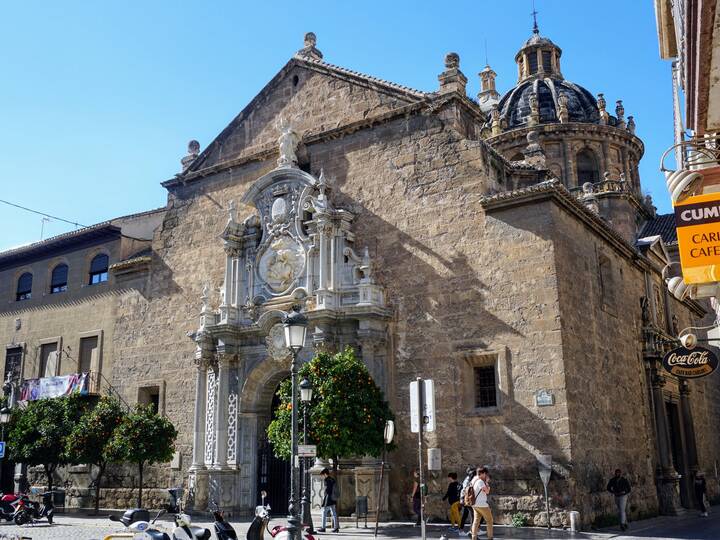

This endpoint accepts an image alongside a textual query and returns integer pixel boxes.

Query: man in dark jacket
[607,469,631,531]
[318,468,339,533]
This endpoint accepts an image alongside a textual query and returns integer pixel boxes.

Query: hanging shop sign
[674,192,720,284]
[662,346,719,378]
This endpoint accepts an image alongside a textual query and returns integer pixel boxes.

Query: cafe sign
[674,191,720,284]
[662,346,719,378]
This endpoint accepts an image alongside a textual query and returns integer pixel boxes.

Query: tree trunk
[93,462,106,515]
[44,464,54,493]
[137,462,144,508]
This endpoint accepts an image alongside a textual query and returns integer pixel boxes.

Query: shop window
[16,273,32,301]
[50,264,68,294]
[88,254,109,285]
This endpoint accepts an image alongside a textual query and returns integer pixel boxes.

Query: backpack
[463,480,476,506]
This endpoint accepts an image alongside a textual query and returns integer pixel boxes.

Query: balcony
[18,371,105,402]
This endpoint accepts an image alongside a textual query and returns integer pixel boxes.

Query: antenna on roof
[40,217,50,240]
[484,38,489,66]
[531,0,539,34]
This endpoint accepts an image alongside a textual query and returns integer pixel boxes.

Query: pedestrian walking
[694,471,708,517]
[606,468,631,531]
[468,467,493,540]
[459,466,475,533]
[317,468,339,532]
[442,472,461,530]
[411,469,422,526]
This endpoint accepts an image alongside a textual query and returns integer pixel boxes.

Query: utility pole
[417,377,426,540]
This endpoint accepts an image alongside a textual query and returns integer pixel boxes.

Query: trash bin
[53,489,66,513]
[568,510,580,532]
[356,496,368,528]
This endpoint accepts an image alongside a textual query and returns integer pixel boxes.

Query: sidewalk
[0,511,715,540]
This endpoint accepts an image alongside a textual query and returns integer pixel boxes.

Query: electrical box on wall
[428,448,442,471]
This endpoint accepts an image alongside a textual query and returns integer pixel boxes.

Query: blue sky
[0,0,675,252]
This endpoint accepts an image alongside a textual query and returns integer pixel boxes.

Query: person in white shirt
[471,467,493,540]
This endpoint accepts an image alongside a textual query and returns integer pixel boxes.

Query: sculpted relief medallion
[258,234,306,293]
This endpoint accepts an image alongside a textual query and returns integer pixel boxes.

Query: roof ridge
[295,55,428,99]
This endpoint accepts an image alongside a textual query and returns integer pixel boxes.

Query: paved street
[0,511,717,540]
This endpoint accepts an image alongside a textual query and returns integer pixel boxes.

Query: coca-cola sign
[662,346,719,378]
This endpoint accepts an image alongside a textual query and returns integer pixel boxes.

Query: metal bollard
[569,510,580,532]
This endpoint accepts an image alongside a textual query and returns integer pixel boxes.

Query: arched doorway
[257,381,290,510]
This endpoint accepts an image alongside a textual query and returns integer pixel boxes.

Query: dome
[497,77,601,129]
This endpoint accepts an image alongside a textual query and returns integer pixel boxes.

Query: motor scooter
[0,493,23,521]
[210,499,238,540]
[166,487,211,540]
[13,490,54,525]
[247,491,315,540]
[108,507,171,540]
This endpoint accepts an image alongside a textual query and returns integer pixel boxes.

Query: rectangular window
[4,347,22,382]
[138,385,161,414]
[78,336,98,374]
[39,343,58,378]
[473,366,498,408]
[528,52,539,74]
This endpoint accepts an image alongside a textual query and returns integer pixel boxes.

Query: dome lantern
[514,28,563,83]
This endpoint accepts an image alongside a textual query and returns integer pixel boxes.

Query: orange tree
[65,396,126,514]
[267,347,393,471]
[105,404,177,508]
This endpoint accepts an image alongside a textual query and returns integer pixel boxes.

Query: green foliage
[7,394,93,491]
[511,512,528,527]
[65,396,126,513]
[106,405,177,507]
[267,347,394,463]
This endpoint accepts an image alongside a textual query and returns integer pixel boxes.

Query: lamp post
[299,377,315,534]
[283,305,308,540]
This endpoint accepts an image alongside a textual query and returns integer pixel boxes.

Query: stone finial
[522,130,546,168]
[597,93,609,125]
[490,105,502,136]
[557,93,569,123]
[438,52,467,95]
[228,200,237,223]
[296,31,323,61]
[615,100,625,128]
[181,139,200,172]
[627,115,636,134]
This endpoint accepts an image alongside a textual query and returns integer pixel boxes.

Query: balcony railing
[18,371,129,409]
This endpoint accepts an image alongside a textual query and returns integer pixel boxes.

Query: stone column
[651,370,683,514]
[213,353,232,469]
[679,380,699,507]
[191,361,208,470]
[317,221,328,291]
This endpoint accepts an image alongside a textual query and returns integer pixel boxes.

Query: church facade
[2,28,720,527]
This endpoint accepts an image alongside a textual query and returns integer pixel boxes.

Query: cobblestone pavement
[0,512,716,540]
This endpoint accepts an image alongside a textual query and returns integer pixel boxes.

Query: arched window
[88,254,109,285]
[50,264,68,294]
[576,149,600,184]
[16,272,32,301]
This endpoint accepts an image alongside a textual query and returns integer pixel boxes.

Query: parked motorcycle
[109,507,171,540]
[167,487,211,540]
[247,491,315,540]
[13,490,54,525]
[210,500,238,540]
[0,493,23,522]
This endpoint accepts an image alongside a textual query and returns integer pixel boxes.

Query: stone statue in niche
[258,235,306,292]
[277,117,299,168]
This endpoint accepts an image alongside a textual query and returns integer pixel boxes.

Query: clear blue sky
[0,0,675,252]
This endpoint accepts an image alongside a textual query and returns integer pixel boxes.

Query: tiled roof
[640,213,677,244]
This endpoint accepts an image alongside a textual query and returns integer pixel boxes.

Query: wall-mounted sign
[674,192,720,284]
[535,390,554,407]
[662,346,719,378]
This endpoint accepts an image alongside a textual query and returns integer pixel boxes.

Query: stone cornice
[487,122,645,158]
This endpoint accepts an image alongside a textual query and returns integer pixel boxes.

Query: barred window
[474,366,497,408]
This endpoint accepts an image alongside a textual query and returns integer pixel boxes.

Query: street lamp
[299,377,314,534]
[283,305,308,540]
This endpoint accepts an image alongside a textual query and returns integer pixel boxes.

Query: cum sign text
[674,192,720,284]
